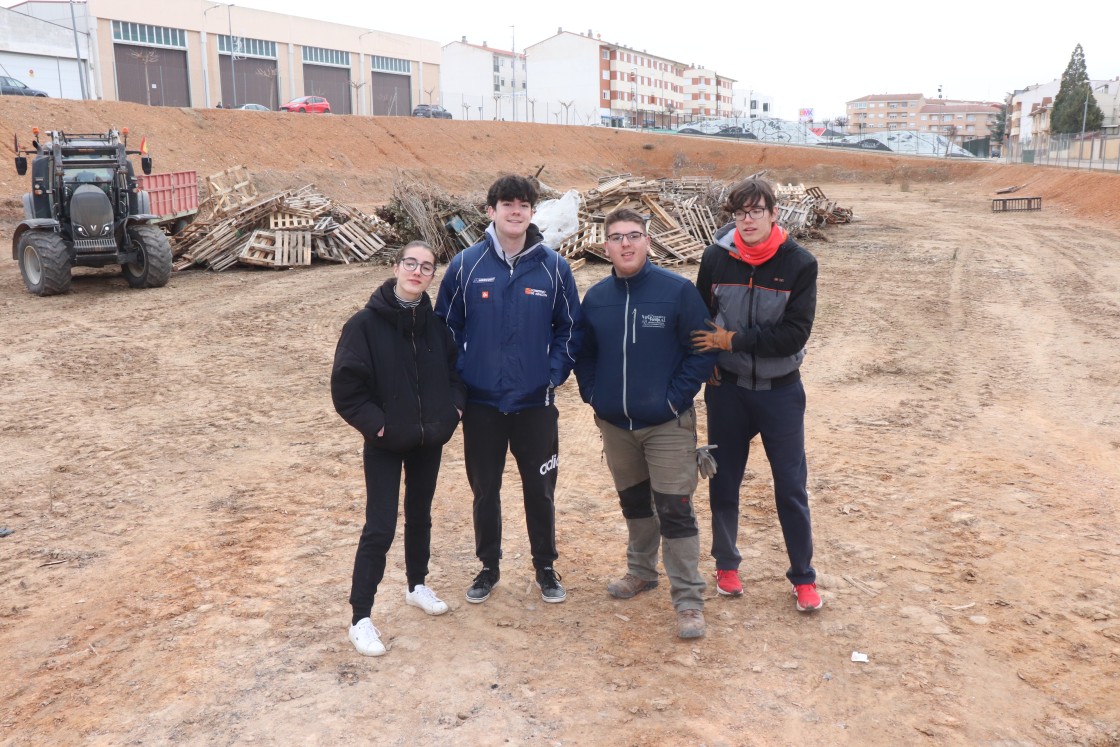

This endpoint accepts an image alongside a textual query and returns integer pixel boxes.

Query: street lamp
[358,30,375,116]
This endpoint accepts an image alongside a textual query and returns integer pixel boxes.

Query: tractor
[12,128,173,296]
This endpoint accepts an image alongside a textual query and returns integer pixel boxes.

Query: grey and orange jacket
[695,224,817,390]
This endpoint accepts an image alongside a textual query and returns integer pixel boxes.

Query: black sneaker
[535,566,567,603]
[466,567,499,604]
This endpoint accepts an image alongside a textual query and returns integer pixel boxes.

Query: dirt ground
[1,98,1119,746]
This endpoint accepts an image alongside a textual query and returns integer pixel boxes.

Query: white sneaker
[348,618,386,656]
[405,584,449,616]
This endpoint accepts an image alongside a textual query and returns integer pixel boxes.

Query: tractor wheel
[171,216,194,235]
[123,224,173,289]
[17,230,71,296]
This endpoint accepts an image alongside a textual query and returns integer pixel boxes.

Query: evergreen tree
[990,103,1008,143]
[1050,44,1104,134]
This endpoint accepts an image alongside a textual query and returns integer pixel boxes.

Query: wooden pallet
[206,165,259,215]
[238,229,312,268]
[270,212,315,229]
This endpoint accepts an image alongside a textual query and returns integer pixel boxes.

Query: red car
[280,96,331,114]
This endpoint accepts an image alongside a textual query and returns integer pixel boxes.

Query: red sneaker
[793,583,823,612]
[715,569,743,597]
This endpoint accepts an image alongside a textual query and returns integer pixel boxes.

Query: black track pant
[349,442,442,621]
[462,402,559,570]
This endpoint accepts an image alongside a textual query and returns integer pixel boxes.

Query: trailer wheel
[123,224,173,288]
[18,230,71,296]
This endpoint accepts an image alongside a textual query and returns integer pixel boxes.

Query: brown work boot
[607,573,658,599]
[677,608,706,639]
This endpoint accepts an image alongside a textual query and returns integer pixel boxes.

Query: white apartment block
[441,39,527,121]
[525,30,735,127]
[1008,77,1120,149]
[730,87,774,120]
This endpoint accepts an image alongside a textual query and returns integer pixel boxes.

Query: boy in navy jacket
[435,175,581,604]
[574,208,715,639]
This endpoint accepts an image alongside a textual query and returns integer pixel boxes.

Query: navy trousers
[705,378,815,585]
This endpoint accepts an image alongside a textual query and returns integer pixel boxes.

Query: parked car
[412,104,452,119]
[1,76,48,97]
[280,96,330,114]
[238,103,270,111]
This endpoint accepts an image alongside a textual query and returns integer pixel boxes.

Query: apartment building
[847,93,1001,143]
[730,87,774,120]
[1008,77,1120,150]
[525,30,735,127]
[5,0,439,115]
[441,39,526,121]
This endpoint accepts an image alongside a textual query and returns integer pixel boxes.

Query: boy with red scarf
[691,178,823,612]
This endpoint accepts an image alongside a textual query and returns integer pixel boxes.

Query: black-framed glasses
[399,258,436,276]
[605,231,647,244]
[732,207,769,221]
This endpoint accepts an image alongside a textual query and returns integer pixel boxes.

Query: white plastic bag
[534,189,581,247]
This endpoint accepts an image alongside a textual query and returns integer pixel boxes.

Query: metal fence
[1006,131,1120,171]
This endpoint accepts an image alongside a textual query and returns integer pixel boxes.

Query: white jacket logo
[539,454,559,475]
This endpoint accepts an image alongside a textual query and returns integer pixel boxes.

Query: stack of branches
[172,176,396,271]
[379,177,489,263]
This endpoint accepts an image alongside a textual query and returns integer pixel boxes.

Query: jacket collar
[611,257,654,286]
[485,222,545,268]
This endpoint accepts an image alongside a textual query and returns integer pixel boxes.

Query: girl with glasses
[331,241,466,656]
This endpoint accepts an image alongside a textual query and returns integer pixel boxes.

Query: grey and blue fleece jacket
[435,223,581,413]
[695,224,817,390]
[574,261,716,430]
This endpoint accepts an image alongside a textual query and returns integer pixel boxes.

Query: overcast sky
[5,0,1118,120]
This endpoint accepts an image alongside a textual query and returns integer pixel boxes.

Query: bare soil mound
[1,97,1118,746]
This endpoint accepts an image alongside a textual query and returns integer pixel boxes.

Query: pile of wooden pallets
[557,174,722,267]
[172,173,394,271]
[773,184,854,236]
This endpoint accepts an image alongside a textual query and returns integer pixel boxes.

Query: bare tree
[944,124,958,158]
[129,49,159,106]
[256,67,279,109]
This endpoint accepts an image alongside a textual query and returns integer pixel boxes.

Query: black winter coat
[331,279,466,453]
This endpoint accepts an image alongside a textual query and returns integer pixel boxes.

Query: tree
[129,49,159,106]
[989,102,1008,143]
[1050,43,1104,134]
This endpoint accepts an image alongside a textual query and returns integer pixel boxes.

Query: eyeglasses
[399,257,436,276]
[605,231,647,244]
[732,207,769,221]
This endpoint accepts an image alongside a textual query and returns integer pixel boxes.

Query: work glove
[691,320,735,353]
[696,444,719,479]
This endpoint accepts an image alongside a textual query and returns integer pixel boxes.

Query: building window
[112,20,186,48]
[218,35,275,58]
[602,49,609,60]
[371,56,410,74]
[302,46,349,67]
[603,90,609,99]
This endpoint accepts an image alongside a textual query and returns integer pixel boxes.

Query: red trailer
[137,170,199,234]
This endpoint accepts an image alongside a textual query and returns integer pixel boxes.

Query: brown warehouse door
[220,57,279,110]
[113,43,190,107]
[302,64,350,115]
[370,72,411,116]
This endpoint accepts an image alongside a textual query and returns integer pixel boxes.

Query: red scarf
[732,224,787,266]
